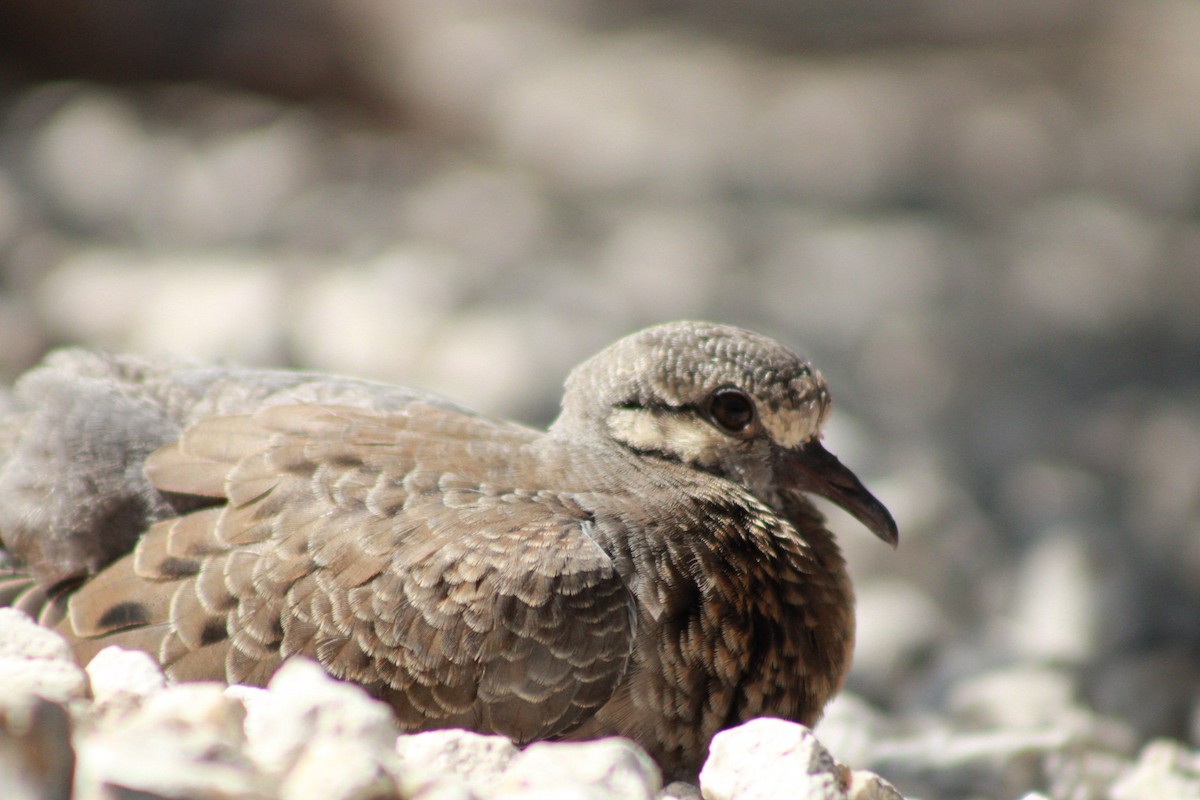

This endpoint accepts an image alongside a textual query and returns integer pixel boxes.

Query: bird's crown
[552,320,831,463]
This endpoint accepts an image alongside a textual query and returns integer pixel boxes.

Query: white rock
[947,665,1077,729]
[30,91,149,230]
[504,789,617,800]
[699,719,847,800]
[596,206,727,320]
[73,682,260,800]
[851,580,947,692]
[1110,739,1200,800]
[85,646,167,705]
[759,213,948,345]
[290,250,458,381]
[1005,195,1160,335]
[395,729,517,793]
[400,772,479,800]
[495,737,661,800]
[846,770,905,800]
[398,164,549,269]
[238,658,401,788]
[38,250,285,365]
[816,694,893,771]
[281,737,402,800]
[408,312,545,419]
[73,735,263,800]
[0,607,74,661]
[659,781,702,799]
[136,682,247,747]
[1008,527,1098,662]
[0,608,87,705]
[864,715,1134,800]
[0,694,74,800]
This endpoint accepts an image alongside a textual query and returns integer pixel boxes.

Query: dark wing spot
[200,619,229,646]
[97,602,150,630]
[156,557,201,578]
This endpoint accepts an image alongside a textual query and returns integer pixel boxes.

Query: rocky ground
[1,1,1199,798]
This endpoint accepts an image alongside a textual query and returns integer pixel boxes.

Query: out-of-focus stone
[1007,527,1099,663]
[740,64,922,205]
[407,312,546,420]
[395,729,517,794]
[73,682,262,800]
[1125,403,1200,594]
[126,682,247,749]
[235,658,403,798]
[85,646,167,705]
[491,35,740,196]
[281,737,404,800]
[0,608,87,706]
[851,580,947,697]
[290,249,460,382]
[0,694,74,800]
[0,297,47,384]
[398,165,549,271]
[29,90,150,232]
[595,206,727,321]
[816,693,893,769]
[759,213,948,346]
[862,712,1134,800]
[495,737,660,800]
[1090,646,1200,743]
[1004,195,1161,336]
[1044,746,1130,800]
[948,665,1077,729]
[659,780,702,799]
[934,87,1072,213]
[846,770,905,800]
[400,772,479,800]
[699,718,846,800]
[1109,739,1200,800]
[38,251,286,365]
[83,646,169,729]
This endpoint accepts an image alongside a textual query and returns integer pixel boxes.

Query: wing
[59,403,637,742]
[0,348,487,587]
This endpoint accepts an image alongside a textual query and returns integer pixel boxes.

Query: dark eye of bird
[708,388,755,434]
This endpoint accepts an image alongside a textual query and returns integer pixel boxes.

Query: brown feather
[143,442,227,498]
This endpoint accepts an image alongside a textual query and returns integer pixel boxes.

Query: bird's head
[552,321,898,546]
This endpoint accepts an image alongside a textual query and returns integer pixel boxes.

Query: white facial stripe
[759,403,826,448]
[606,407,726,465]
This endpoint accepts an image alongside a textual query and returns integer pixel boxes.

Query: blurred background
[0,1,1197,797]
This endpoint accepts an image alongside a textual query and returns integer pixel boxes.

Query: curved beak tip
[780,440,900,548]
[878,513,900,549]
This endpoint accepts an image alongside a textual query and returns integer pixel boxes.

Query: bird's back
[0,349,474,586]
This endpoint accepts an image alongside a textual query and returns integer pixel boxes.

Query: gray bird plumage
[0,321,897,780]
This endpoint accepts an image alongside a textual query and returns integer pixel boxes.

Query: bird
[0,320,896,780]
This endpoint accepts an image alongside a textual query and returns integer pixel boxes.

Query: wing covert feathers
[55,403,636,743]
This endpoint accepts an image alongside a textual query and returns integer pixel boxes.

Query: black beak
[777,439,899,547]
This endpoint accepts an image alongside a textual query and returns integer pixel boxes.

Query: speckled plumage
[0,321,896,780]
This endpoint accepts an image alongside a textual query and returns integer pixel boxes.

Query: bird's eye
[708,388,756,434]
